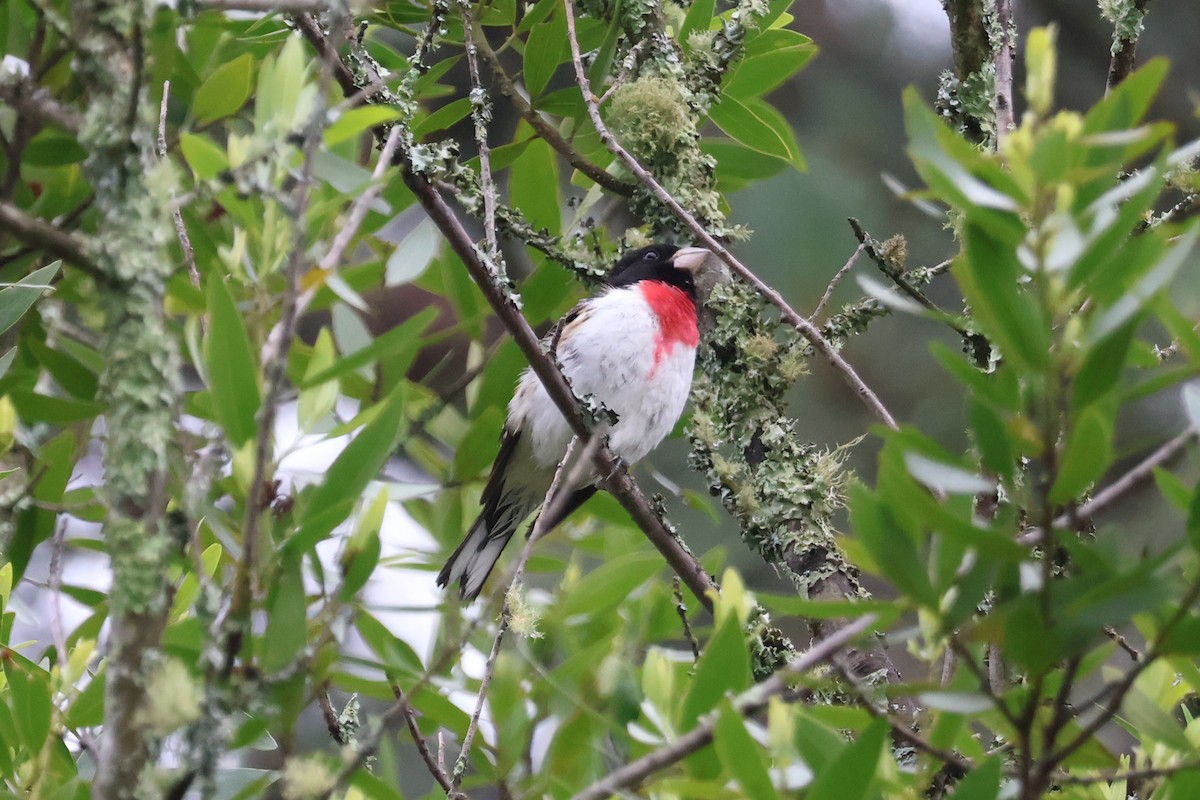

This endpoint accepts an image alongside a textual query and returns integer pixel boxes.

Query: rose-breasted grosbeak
[438,244,710,600]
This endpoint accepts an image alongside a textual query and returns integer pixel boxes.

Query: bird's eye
[644,251,660,261]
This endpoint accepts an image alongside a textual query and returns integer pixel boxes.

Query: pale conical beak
[670,246,711,272]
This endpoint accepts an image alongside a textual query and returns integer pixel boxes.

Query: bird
[437,243,711,600]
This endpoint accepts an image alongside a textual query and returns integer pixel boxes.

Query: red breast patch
[639,281,698,372]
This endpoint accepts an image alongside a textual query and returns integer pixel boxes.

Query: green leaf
[948,758,1001,800]
[509,135,561,232]
[1154,467,1192,512]
[849,484,937,608]
[588,0,623,94]
[324,106,403,147]
[1089,226,1198,343]
[955,222,1050,373]
[339,489,386,601]
[193,53,254,124]
[356,609,424,678]
[709,95,804,169]
[524,9,566,99]
[679,0,715,45]
[385,218,442,286]
[805,719,886,800]
[299,306,437,388]
[260,553,306,673]
[8,391,102,425]
[556,550,663,619]
[931,342,1019,410]
[24,133,87,166]
[455,405,505,478]
[703,139,789,191]
[723,30,816,101]
[9,430,76,582]
[413,97,472,138]
[4,657,52,752]
[1183,382,1200,433]
[967,398,1014,482]
[1050,404,1114,504]
[179,133,229,180]
[0,347,14,381]
[1120,685,1191,751]
[286,386,407,553]
[0,261,60,336]
[1083,58,1168,137]
[904,452,995,495]
[714,699,779,800]
[348,769,405,800]
[298,329,338,432]
[680,613,752,730]
[1073,322,1135,410]
[205,276,261,447]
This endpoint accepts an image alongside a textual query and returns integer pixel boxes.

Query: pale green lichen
[1098,0,1146,53]
[688,281,858,601]
[140,658,203,736]
[505,582,545,639]
[607,75,729,236]
[281,756,337,800]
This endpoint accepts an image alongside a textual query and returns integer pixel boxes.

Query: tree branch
[402,167,719,611]
[1106,0,1152,94]
[993,0,1015,143]
[561,0,899,431]
[157,81,199,288]
[1018,427,1196,546]
[473,33,636,196]
[197,0,330,12]
[0,199,102,279]
[0,74,82,133]
[570,614,878,800]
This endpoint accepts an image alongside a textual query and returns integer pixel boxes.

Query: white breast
[508,286,696,468]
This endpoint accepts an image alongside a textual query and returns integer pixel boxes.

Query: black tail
[436,509,520,601]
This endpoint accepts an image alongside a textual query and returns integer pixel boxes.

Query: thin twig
[457,3,501,268]
[1043,576,1200,770]
[261,123,404,360]
[317,689,348,744]
[452,435,588,790]
[226,95,326,666]
[0,199,103,279]
[1106,0,1152,94]
[473,31,634,195]
[1018,428,1196,546]
[811,242,864,322]
[1104,626,1142,662]
[197,0,328,11]
[391,684,457,794]
[992,0,1015,145]
[832,655,974,774]
[672,577,700,661]
[1054,761,1200,786]
[561,0,899,431]
[158,81,200,288]
[570,615,878,800]
[296,10,720,612]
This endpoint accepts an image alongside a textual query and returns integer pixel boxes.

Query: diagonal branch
[473,33,636,196]
[570,614,878,800]
[560,0,898,431]
[1106,0,1152,94]
[0,198,102,280]
[401,166,717,610]
[0,75,82,133]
